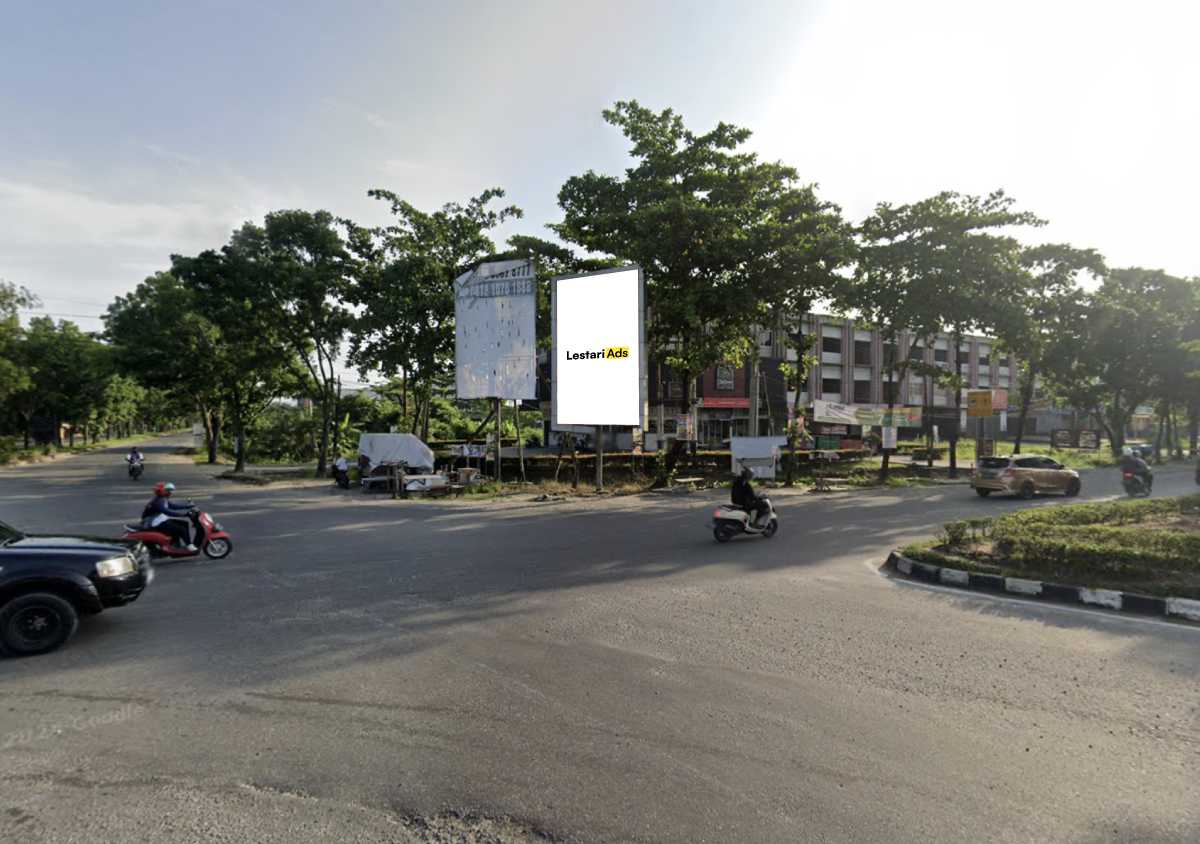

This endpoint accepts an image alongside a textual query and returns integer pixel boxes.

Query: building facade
[647,313,1020,447]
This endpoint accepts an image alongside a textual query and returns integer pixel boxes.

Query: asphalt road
[1,436,1198,843]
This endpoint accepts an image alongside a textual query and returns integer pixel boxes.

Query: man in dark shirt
[731,466,769,526]
[1119,450,1153,491]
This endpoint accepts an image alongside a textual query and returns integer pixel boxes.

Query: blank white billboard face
[553,267,643,426]
[455,260,537,400]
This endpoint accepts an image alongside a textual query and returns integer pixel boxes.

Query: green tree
[1045,268,1194,455]
[0,281,37,408]
[105,272,224,461]
[842,191,1044,478]
[555,100,841,479]
[173,226,304,472]
[251,210,356,476]
[345,189,521,441]
[993,244,1105,453]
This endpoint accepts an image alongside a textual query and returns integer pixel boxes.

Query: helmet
[739,465,754,480]
[153,481,176,497]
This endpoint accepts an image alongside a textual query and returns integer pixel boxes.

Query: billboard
[551,266,645,427]
[811,400,922,427]
[454,259,537,399]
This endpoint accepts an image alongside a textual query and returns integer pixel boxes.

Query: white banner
[455,259,537,399]
[882,426,898,450]
[552,266,645,427]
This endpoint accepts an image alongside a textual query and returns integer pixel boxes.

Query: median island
[903,495,1200,599]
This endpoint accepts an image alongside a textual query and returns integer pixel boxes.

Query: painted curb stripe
[939,568,969,586]
[889,553,1196,623]
[968,572,1006,591]
[1005,578,1043,596]
[1078,588,1123,610]
[1166,598,1200,622]
[1121,593,1167,615]
[911,562,941,582]
[1041,583,1081,603]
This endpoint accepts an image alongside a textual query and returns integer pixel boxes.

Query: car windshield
[979,457,1010,469]
[0,521,24,545]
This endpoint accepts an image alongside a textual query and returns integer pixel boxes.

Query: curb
[885,551,1200,623]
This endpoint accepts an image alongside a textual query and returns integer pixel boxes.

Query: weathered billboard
[454,259,537,399]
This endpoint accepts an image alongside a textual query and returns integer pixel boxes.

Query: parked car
[0,520,153,656]
[972,455,1081,499]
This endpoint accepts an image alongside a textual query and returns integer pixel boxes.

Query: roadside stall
[357,433,442,495]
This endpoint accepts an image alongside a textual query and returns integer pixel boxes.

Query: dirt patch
[398,810,559,843]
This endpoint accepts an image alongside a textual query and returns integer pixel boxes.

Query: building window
[979,354,991,368]
[716,364,735,392]
[854,340,872,366]
[667,379,684,400]
[822,335,842,355]
[934,348,948,363]
[853,380,872,404]
[822,378,842,397]
[999,356,1010,369]
[908,344,925,362]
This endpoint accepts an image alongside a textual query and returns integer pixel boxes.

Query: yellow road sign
[967,390,993,418]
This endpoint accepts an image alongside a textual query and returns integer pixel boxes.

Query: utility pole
[749,351,760,438]
[594,425,604,490]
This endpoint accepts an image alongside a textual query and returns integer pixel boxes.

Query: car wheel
[762,518,779,538]
[975,488,992,498]
[203,537,232,559]
[1066,478,1081,497]
[1018,482,1036,500]
[0,592,80,657]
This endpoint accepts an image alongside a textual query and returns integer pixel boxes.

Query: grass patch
[0,432,182,466]
[903,495,1200,598]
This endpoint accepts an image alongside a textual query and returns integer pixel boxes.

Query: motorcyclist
[141,481,195,550]
[1119,448,1153,492]
[731,465,769,527]
[126,446,144,465]
[332,455,350,490]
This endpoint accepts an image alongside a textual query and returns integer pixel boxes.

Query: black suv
[0,520,153,656]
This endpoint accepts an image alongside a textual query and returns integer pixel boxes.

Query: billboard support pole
[514,400,526,482]
[594,425,604,490]
[494,398,503,483]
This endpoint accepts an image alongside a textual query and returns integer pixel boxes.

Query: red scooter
[124,507,233,560]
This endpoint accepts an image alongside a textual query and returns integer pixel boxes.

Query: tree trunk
[1153,406,1166,464]
[69,425,76,447]
[315,391,332,478]
[1189,404,1199,458]
[22,420,30,450]
[234,419,247,473]
[1013,366,1036,454]
[208,412,221,464]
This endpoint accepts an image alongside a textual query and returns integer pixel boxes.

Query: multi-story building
[647,313,1020,448]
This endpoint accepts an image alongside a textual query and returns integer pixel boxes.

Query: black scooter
[1122,470,1152,498]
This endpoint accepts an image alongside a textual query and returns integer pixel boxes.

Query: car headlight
[96,556,136,578]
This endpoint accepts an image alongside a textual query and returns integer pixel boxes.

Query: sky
[2,0,1197,352]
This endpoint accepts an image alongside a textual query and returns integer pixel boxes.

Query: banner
[455,259,537,399]
[811,400,922,427]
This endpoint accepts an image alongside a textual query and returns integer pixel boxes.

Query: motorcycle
[712,498,779,542]
[1121,470,1152,498]
[123,505,233,560]
[127,458,144,480]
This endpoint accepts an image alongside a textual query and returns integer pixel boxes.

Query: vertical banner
[551,266,645,428]
[882,426,898,450]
